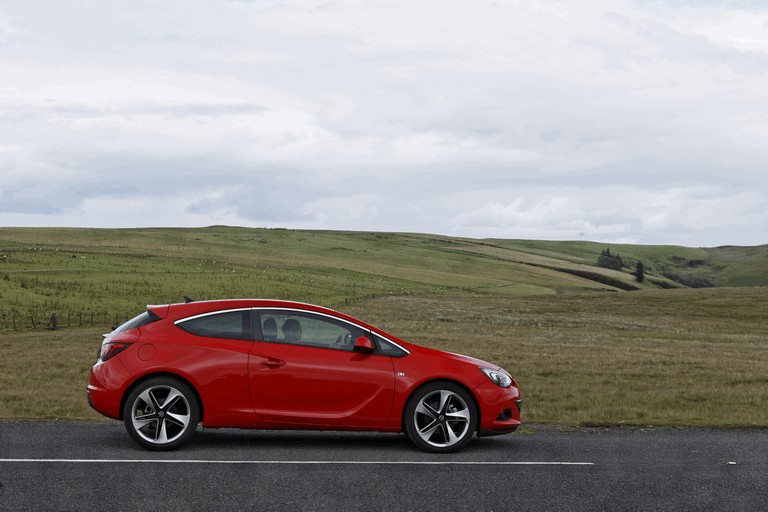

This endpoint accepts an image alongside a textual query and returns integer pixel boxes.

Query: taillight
[99,342,133,362]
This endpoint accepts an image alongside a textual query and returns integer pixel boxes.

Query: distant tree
[635,261,645,283]
[597,248,624,271]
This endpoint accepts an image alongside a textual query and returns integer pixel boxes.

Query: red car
[87,299,522,452]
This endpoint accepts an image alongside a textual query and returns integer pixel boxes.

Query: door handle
[261,359,286,368]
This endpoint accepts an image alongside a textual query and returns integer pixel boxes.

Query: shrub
[597,248,624,271]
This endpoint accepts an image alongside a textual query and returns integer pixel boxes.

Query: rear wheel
[123,377,199,451]
[404,382,477,453]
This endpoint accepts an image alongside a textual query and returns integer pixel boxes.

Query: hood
[411,343,499,370]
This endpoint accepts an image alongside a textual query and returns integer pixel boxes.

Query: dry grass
[347,287,768,427]
[0,327,105,420]
[1,287,766,427]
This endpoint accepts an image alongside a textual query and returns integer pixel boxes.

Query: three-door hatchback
[88,299,522,452]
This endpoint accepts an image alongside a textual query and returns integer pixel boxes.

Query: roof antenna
[184,296,195,303]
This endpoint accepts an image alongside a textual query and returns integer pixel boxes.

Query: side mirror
[353,337,376,354]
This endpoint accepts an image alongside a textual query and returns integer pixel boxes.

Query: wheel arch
[400,378,482,434]
[119,372,204,422]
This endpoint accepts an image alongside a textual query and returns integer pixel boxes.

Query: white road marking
[0,458,594,466]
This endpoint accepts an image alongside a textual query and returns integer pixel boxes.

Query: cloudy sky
[1,0,767,246]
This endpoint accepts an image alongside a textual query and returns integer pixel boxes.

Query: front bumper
[479,399,522,436]
[473,379,522,436]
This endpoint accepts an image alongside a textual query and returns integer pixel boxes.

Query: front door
[248,309,396,428]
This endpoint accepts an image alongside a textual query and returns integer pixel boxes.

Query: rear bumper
[86,383,120,419]
[87,357,132,420]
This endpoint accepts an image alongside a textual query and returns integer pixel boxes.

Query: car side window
[372,333,408,357]
[176,310,252,340]
[257,310,365,351]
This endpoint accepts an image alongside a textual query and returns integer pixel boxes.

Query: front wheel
[123,377,199,451]
[404,382,477,453]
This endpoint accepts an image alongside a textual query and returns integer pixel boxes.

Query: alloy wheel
[123,377,199,450]
[405,382,477,452]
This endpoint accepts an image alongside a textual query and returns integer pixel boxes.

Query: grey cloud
[634,0,768,10]
[0,188,61,215]
[606,11,768,74]
[1,0,767,245]
[46,103,270,118]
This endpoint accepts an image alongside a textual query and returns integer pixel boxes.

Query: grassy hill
[0,226,764,329]
[1,226,766,426]
[501,239,768,288]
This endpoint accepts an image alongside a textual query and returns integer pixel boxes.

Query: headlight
[480,367,512,388]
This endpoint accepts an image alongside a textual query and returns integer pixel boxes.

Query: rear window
[176,310,252,340]
[114,310,161,334]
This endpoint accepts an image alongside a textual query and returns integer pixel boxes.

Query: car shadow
[184,428,515,456]
[193,428,408,451]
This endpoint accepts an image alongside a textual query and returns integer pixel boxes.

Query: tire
[403,382,477,453]
[122,377,200,451]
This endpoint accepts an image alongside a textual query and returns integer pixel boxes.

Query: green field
[1,226,766,426]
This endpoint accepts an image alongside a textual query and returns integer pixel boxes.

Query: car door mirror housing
[353,337,376,354]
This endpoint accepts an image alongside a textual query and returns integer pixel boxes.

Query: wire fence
[0,311,132,331]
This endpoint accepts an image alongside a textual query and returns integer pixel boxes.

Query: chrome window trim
[174,308,253,326]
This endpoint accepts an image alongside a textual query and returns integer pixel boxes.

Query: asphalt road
[0,421,766,512]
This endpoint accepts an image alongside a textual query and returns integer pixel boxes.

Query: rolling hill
[1,226,766,426]
[0,226,765,330]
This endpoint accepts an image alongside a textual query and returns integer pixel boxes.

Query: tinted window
[114,310,161,334]
[372,333,408,357]
[177,310,252,340]
[257,310,365,351]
